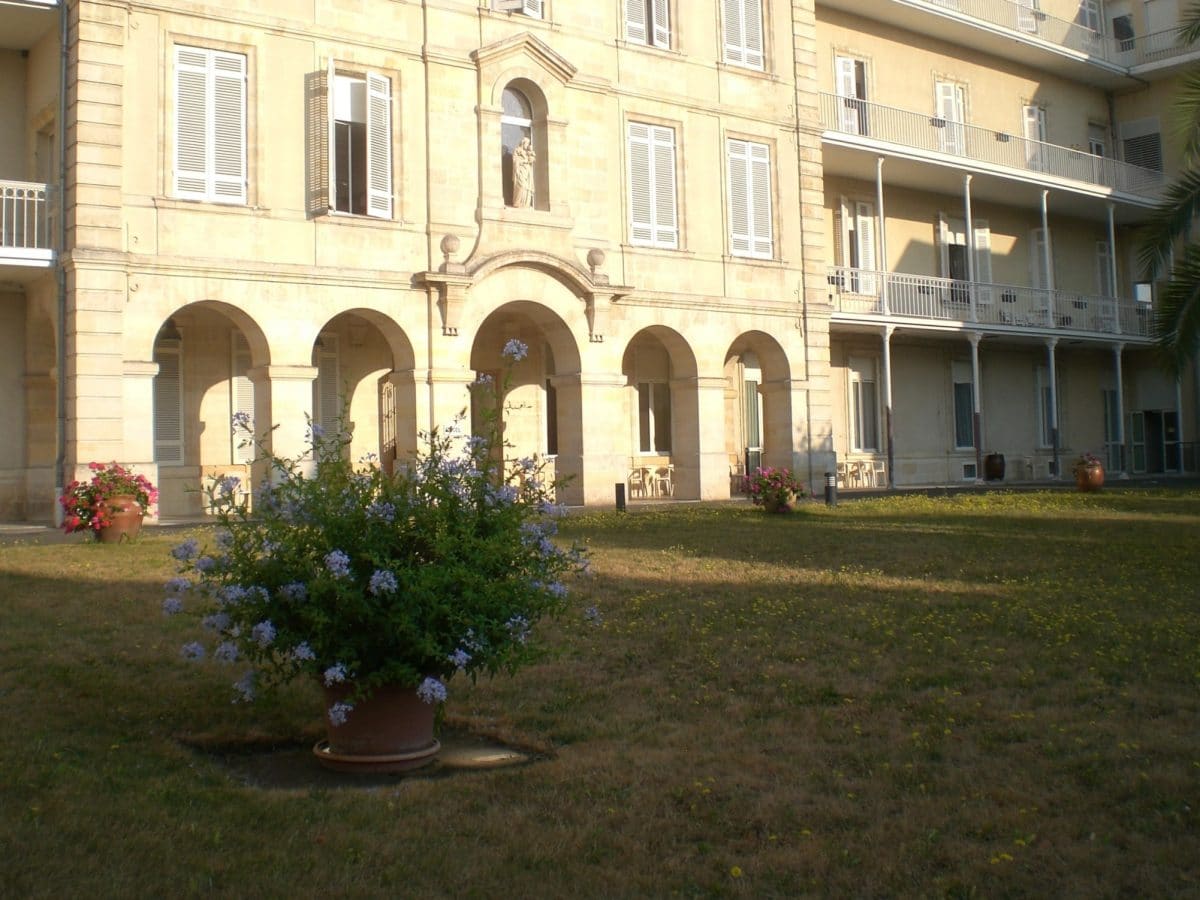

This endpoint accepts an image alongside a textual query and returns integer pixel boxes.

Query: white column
[1113,344,1127,478]
[969,331,982,480]
[1046,338,1060,478]
[876,156,889,315]
[882,325,895,488]
[964,174,976,322]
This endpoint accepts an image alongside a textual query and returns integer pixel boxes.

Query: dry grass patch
[2,491,1199,897]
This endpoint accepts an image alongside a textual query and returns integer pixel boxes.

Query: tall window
[952,361,975,450]
[501,87,534,208]
[627,122,678,249]
[174,45,246,204]
[626,0,670,48]
[1023,105,1047,171]
[493,0,543,18]
[935,81,966,156]
[328,68,392,218]
[638,382,671,453]
[722,0,764,70]
[835,56,868,135]
[726,138,772,259]
[153,330,184,465]
[313,333,341,440]
[1096,240,1115,297]
[1076,0,1101,32]
[1121,118,1163,171]
[849,357,879,452]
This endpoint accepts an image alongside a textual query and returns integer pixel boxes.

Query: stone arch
[723,331,794,488]
[469,300,584,505]
[621,325,701,499]
[310,308,418,472]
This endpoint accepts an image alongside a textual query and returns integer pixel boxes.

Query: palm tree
[1138,5,1200,374]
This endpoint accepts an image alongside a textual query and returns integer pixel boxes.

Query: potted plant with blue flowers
[165,339,587,772]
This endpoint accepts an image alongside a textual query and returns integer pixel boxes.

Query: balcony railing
[919,0,1111,58]
[0,180,54,257]
[828,266,1152,338]
[910,1,1200,71]
[820,93,1165,198]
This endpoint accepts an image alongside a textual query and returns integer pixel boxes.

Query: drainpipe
[1113,343,1127,477]
[875,156,888,314]
[1046,337,1060,478]
[53,0,69,525]
[963,174,975,322]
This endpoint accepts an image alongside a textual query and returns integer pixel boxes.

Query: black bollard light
[615,482,626,512]
[824,471,837,507]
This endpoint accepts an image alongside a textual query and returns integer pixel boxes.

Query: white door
[836,56,868,135]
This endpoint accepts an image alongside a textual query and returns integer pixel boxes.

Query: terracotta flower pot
[1075,463,1104,492]
[314,682,440,773]
[96,494,144,543]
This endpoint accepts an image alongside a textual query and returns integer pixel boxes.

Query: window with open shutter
[726,138,772,259]
[935,81,965,155]
[626,0,670,48]
[365,73,393,218]
[722,0,764,70]
[174,46,246,204]
[323,66,392,218]
[154,339,184,465]
[230,332,254,464]
[1023,105,1047,171]
[493,0,543,17]
[627,122,678,249]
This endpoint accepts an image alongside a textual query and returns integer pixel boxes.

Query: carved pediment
[471,32,578,85]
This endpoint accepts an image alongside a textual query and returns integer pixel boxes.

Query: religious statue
[511,136,535,208]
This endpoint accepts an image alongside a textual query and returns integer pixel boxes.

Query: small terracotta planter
[96,494,145,543]
[1075,463,1104,492]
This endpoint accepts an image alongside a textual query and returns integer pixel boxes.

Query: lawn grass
[2,489,1198,898]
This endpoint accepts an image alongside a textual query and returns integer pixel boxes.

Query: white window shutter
[522,0,543,18]
[628,123,654,244]
[743,0,764,70]
[836,57,860,134]
[211,51,247,202]
[855,201,875,271]
[626,0,647,43]
[326,58,337,212]
[651,126,678,248]
[174,47,210,199]
[937,213,950,276]
[651,0,670,48]
[836,195,849,267]
[316,334,341,437]
[365,72,393,219]
[154,340,184,465]
[727,139,751,255]
[749,142,772,257]
[973,221,992,303]
[723,0,745,65]
[231,331,254,464]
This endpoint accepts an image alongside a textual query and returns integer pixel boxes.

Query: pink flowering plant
[165,339,588,726]
[742,466,806,510]
[1073,451,1103,474]
[59,462,158,535]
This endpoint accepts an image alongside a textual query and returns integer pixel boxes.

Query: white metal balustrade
[828,266,1151,338]
[1,181,54,256]
[820,94,1164,198]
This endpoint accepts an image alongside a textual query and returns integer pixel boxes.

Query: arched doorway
[723,332,793,492]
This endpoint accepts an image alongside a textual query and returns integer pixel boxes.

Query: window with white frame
[627,122,678,249]
[494,0,543,19]
[848,356,880,452]
[1076,0,1101,32]
[935,80,966,156]
[722,0,764,70]
[726,138,772,259]
[326,66,393,218]
[1023,104,1047,171]
[638,381,671,453]
[626,0,670,48]
[174,45,247,204]
[952,360,975,450]
[154,335,184,465]
[835,55,869,135]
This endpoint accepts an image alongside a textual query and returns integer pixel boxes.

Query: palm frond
[1180,2,1200,45]
[1152,243,1200,375]
[1136,167,1200,279]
